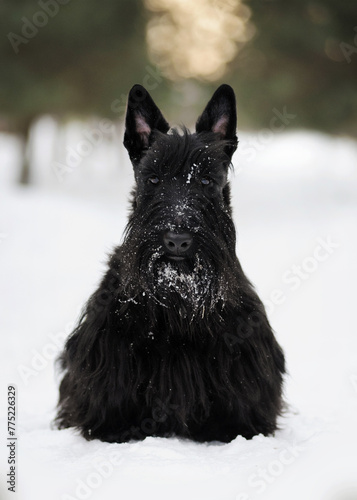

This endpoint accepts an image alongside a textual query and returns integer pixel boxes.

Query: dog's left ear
[124,84,170,165]
[196,84,238,158]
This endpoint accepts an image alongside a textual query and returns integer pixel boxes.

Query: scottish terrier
[56,84,285,443]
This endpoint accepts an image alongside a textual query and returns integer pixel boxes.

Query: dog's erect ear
[123,84,170,165]
[196,84,238,157]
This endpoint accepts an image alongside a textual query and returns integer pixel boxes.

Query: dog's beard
[136,249,231,319]
[121,219,237,318]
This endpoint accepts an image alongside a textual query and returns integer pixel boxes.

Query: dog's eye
[148,176,160,185]
[201,178,211,186]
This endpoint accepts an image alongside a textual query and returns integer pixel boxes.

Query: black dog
[56,84,285,443]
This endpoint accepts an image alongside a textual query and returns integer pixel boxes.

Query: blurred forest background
[0,0,356,184]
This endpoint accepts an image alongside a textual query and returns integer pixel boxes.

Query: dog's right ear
[123,84,170,165]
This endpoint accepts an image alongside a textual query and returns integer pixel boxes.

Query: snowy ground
[1,123,357,500]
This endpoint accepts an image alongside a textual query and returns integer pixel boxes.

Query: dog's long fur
[56,84,285,443]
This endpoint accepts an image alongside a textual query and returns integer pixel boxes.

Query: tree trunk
[18,116,34,185]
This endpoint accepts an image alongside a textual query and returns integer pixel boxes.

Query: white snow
[1,124,357,500]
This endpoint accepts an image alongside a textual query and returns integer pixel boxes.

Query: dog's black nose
[163,231,193,256]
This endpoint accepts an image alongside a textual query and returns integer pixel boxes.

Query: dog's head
[121,85,240,313]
